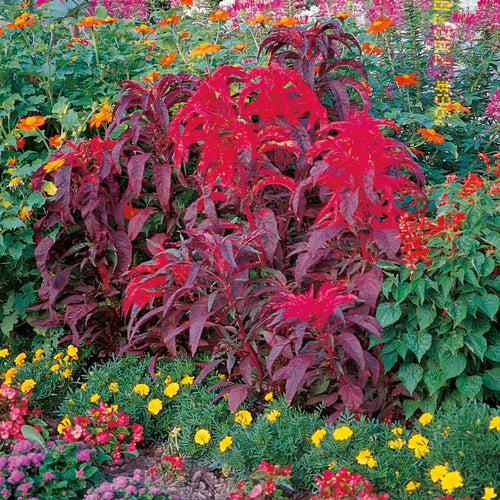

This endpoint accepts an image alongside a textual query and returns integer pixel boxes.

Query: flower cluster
[58,401,143,464]
[147,454,186,486]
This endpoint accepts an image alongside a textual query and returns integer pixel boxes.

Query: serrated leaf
[483,367,500,391]
[376,302,402,327]
[398,363,423,395]
[456,375,482,398]
[416,305,436,330]
[403,331,432,362]
[474,294,499,321]
[440,352,467,380]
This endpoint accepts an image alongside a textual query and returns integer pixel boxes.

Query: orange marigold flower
[48,134,63,148]
[178,30,191,39]
[367,15,394,34]
[361,42,383,54]
[417,127,445,144]
[159,15,181,26]
[160,52,176,67]
[190,42,222,57]
[336,11,351,19]
[77,16,107,29]
[133,24,156,34]
[395,72,419,86]
[208,10,230,22]
[6,12,37,30]
[441,101,471,114]
[89,104,113,128]
[143,70,161,82]
[43,158,65,174]
[247,13,272,25]
[18,206,33,221]
[232,43,249,52]
[17,115,46,131]
[7,157,17,167]
[274,17,299,28]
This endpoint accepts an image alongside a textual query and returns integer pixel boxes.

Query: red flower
[458,173,484,197]
[395,72,419,86]
[164,454,184,469]
[95,430,112,444]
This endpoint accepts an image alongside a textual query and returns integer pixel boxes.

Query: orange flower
[133,24,156,34]
[336,11,351,19]
[89,104,113,128]
[208,9,230,22]
[178,30,191,39]
[190,42,222,57]
[160,52,176,67]
[7,157,17,167]
[232,43,248,52]
[43,158,65,174]
[361,42,383,55]
[395,72,419,86]
[441,101,471,114]
[17,115,46,131]
[361,80,373,96]
[367,15,394,34]
[247,13,272,25]
[417,128,445,144]
[0,27,5,36]
[18,206,33,221]
[180,0,193,4]
[143,70,161,82]
[6,12,37,30]
[159,15,181,26]
[76,16,107,29]
[274,17,299,28]
[48,134,63,148]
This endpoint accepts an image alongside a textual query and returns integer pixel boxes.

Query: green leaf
[402,398,419,418]
[403,331,433,362]
[447,299,468,327]
[416,305,436,330]
[376,302,402,327]
[398,363,423,395]
[440,352,467,380]
[485,343,500,362]
[21,425,46,449]
[456,375,482,398]
[483,368,500,392]
[465,332,488,360]
[423,370,445,396]
[1,217,25,230]
[474,294,499,321]
[383,350,398,372]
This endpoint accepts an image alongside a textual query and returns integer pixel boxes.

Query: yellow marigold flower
[194,428,211,445]
[388,438,405,449]
[311,428,326,447]
[405,481,420,491]
[265,410,280,422]
[8,177,23,188]
[20,379,36,393]
[164,382,180,398]
[164,376,172,385]
[54,352,63,361]
[333,425,353,441]
[133,383,150,396]
[430,464,449,482]
[233,43,248,51]
[234,409,253,427]
[356,449,377,468]
[14,353,26,367]
[57,417,71,434]
[483,486,497,500]
[264,391,273,401]
[90,393,100,403]
[147,398,163,415]
[81,383,87,391]
[0,348,9,358]
[50,363,60,373]
[391,426,403,435]
[190,42,222,57]
[419,412,433,425]
[489,415,500,431]
[219,435,232,452]
[441,471,463,494]
[67,344,78,360]
[218,373,226,379]
[181,375,194,385]
[109,382,119,393]
[4,367,17,385]
[407,433,430,458]
[32,348,44,363]
[62,368,72,379]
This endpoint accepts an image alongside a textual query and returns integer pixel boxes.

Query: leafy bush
[377,163,499,416]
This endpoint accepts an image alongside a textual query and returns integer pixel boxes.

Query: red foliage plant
[32,22,424,417]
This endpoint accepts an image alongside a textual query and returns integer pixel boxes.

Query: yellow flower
[0,348,9,358]
[405,481,420,491]
[489,416,500,431]
[54,352,63,361]
[430,464,449,483]
[407,433,430,458]
[181,375,194,385]
[14,352,26,367]
[333,425,353,441]
[90,393,100,403]
[32,348,44,363]
[50,363,60,373]
[391,426,403,435]
[8,176,23,188]
[164,382,180,398]
[264,391,274,401]
[109,382,119,393]
[234,410,252,427]
[483,487,497,500]
[194,428,211,445]
[388,438,405,449]
[218,373,226,379]
[67,344,78,360]
[219,435,232,452]
[190,42,222,57]
[89,104,113,128]
[441,471,463,494]
[147,398,163,415]
[133,383,150,396]
[328,461,336,470]
[356,449,377,468]
[81,383,87,391]
[62,368,72,379]
[265,410,280,422]
[43,158,65,174]
[20,379,36,393]
[3,367,16,385]
[311,429,326,447]
[57,417,71,434]
[164,376,172,385]
[419,412,433,426]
